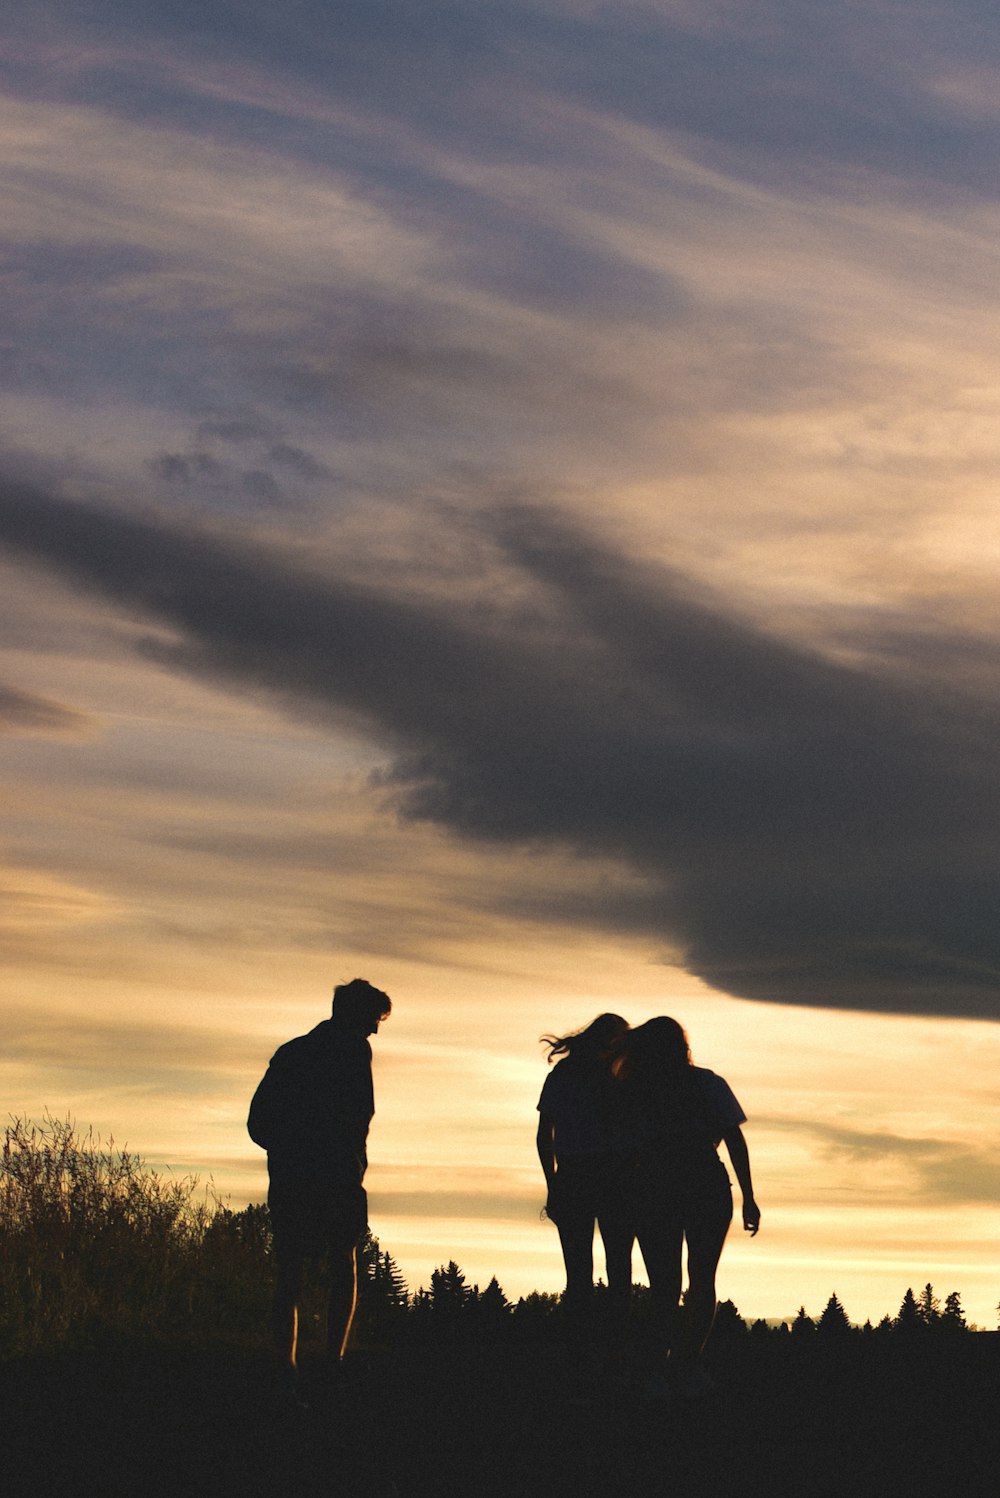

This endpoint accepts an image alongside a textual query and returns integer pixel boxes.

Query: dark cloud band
[3,480,999,1021]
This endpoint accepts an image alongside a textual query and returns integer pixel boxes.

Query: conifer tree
[895,1286,921,1334]
[712,1299,747,1337]
[473,1276,512,1337]
[512,1290,561,1338]
[817,1293,851,1336]
[374,1250,409,1307]
[791,1306,815,1336]
[410,1285,433,1321]
[358,1230,408,1308]
[916,1282,940,1329]
[478,1275,511,1317]
[354,1230,409,1343]
[940,1290,967,1333]
[430,1260,472,1319]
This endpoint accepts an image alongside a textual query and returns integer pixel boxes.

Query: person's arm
[536,1111,557,1189]
[537,1110,566,1225]
[722,1125,760,1235]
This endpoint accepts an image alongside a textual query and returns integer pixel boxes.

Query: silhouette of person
[247,978,392,1391]
[536,1014,635,1366]
[618,1016,759,1398]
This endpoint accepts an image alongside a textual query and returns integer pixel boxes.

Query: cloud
[370,1164,535,1223]
[0,682,94,737]
[3,480,1000,1022]
[770,1117,1000,1207]
[30,1,998,197]
[2,1005,264,1102]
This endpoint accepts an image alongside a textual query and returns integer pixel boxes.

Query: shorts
[268,1175,368,1261]
[633,1145,733,1240]
[549,1153,631,1228]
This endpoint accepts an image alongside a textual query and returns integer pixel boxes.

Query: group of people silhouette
[248,982,759,1406]
[537,1012,759,1399]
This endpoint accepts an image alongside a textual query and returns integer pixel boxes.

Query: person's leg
[557,1208,596,1309]
[554,1201,600,1386]
[673,1188,733,1374]
[272,1246,305,1371]
[596,1211,634,1371]
[323,1184,368,1369]
[268,1181,309,1375]
[636,1213,684,1366]
[327,1244,359,1363]
[598,1200,634,1301]
[597,1165,634,1315]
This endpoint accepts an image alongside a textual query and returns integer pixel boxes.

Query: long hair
[616,1016,691,1088]
[541,1012,628,1066]
[617,1017,698,1136]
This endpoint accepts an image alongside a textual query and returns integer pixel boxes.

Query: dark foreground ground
[6,1335,998,1498]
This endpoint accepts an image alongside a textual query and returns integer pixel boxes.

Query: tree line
[713,1282,978,1338]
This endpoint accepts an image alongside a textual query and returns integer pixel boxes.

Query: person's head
[332,978,392,1036]
[618,1016,691,1082]
[542,1012,628,1066]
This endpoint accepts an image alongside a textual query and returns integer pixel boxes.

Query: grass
[0,1116,275,1356]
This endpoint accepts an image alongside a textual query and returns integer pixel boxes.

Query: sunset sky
[3,1,1000,1327]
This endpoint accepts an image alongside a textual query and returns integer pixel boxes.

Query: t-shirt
[690,1068,746,1145]
[538,1061,746,1158]
[631,1065,746,1150]
[537,1058,624,1158]
[247,1018,374,1185]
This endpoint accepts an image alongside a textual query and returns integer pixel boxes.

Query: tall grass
[0,1116,411,1360]
[0,1116,273,1357]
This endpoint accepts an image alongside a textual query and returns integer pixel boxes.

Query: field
[6,1334,999,1497]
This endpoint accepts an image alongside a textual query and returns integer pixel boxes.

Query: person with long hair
[619,1016,759,1398]
[536,1012,634,1364]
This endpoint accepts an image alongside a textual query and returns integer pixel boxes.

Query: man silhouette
[248,978,392,1388]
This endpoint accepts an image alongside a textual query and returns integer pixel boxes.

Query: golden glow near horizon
[5,870,1000,1325]
[2,5,1000,1333]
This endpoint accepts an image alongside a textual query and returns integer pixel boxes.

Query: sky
[2,0,1000,1326]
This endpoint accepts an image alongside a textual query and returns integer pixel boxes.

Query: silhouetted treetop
[818,1293,852,1337]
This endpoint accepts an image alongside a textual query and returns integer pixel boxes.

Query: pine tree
[429,1260,472,1322]
[511,1290,561,1339]
[940,1290,967,1333]
[895,1286,921,1334]
[373,1249,409,1307]
[916,1282,940,1329]
[478,1275,511,1316]
[791,1306,815,1336]
[410,1285,433,1321]
[353,1230,409,1344]
[712,1299,747,1338]
[472,1276,512,1338]
[817,1293,852,1337]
